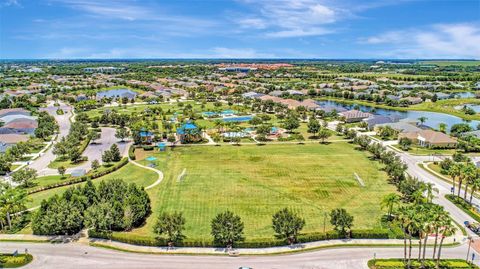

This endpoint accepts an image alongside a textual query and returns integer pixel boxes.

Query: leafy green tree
[109,144,121,162]
[282,115,300,133]
[272,208,305,244]
[399,137,412,151]
[248,116,263,127]
[88,130,101,144]
[84,202,114,231]
[91,159,100,170]
[307,118,320,137]
[153,211,186,246]
[58,166,66,178]
[211,211,244,247]
[330,208,354,237]
[12,168,37,187]
[115,127,130,142]
[0,155,12,175]
[318,128,331,143]
[0,183,27,230]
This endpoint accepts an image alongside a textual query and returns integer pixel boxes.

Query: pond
[454,92,476,99]
[454,104,480,113]
[317,100,480,131]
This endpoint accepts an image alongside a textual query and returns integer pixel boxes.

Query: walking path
[129,159,164,190]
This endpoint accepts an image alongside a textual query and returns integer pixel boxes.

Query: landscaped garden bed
[368,258,478,269]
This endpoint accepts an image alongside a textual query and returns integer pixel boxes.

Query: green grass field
[126,142,396,241]
[420,60,480,67]
[26,163,158,208]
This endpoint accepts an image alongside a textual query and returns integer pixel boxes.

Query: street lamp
[466,236,475,263]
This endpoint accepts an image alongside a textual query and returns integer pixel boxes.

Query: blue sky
[0,0,479,59]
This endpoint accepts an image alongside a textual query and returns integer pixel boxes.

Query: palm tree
[438,123,447,133]
[436,220,457,269]
[425,182,439,203]
[396,206,413,265]
[469,178,480,204]
[457,163,474,198]
[418,116,428,125]
[432,210,449,260]
[449,163,462,195]
[463,164,477,200]
[381,193,400,220]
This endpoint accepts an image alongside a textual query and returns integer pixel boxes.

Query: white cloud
[236,0,341,38]
[265,27,332,38]
[361,23,480,58]
[1,0,21,7]
[209,47,275,58]
[52,0,150,21]
[42,47,277,59]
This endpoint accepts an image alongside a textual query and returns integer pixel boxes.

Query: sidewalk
[87,234,466,255]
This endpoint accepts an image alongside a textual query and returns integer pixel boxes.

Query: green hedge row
[367,258,478,269]
[28,158,129,194]
[128,145,136,160]
[89,228,397,248]
[0,254,33,268]
[445,194,480,223]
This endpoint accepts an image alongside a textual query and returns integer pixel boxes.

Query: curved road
[29,101,73,176]
[0,242,475,269]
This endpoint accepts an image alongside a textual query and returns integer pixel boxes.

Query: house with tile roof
[339,110,372,123]
[398,129,457,148]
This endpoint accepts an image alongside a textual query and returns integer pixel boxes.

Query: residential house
[398,130,457,148]
[339,110,372,123]
[0,134,29,153]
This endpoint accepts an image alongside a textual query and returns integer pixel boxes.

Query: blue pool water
[221,109,236,115]
[146,156,157,161]
[222,116,253,122]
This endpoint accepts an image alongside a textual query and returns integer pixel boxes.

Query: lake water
[317,100,480,131]
[455,92,476,99]
[454,104,480,113]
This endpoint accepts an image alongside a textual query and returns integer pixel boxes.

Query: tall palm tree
[436,220,457,269]
[458,163,475,198]
[381,193,400,220]
[449,163,462,195]
[463,165,477,200]
[469,178,480,204]
[396,206,413,265]
[425,182,439,203]
[432,210,449,259]
[418,116,428,125]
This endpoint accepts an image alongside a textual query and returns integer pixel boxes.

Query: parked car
[465,221,480,234]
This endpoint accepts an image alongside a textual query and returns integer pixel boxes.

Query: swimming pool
[222,116,253,122]
[146,156,157,161]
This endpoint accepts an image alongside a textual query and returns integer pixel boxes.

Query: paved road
[28,101,73,176]
[0,242,476,269]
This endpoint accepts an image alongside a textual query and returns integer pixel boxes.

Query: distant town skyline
[0,0,479,59]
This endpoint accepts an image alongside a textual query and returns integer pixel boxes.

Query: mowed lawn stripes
[129,142,396,241]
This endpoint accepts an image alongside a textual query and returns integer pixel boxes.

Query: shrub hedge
[367,258,478,269]
[89,228,399,248]
[445,194,480,223]
[128,145,136,160]
[0,253,33,268]
[28,157,129,194]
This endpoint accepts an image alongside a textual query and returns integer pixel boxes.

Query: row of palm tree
[395,203,456,269]
[448,161,480,204]
[353,134,458,268]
